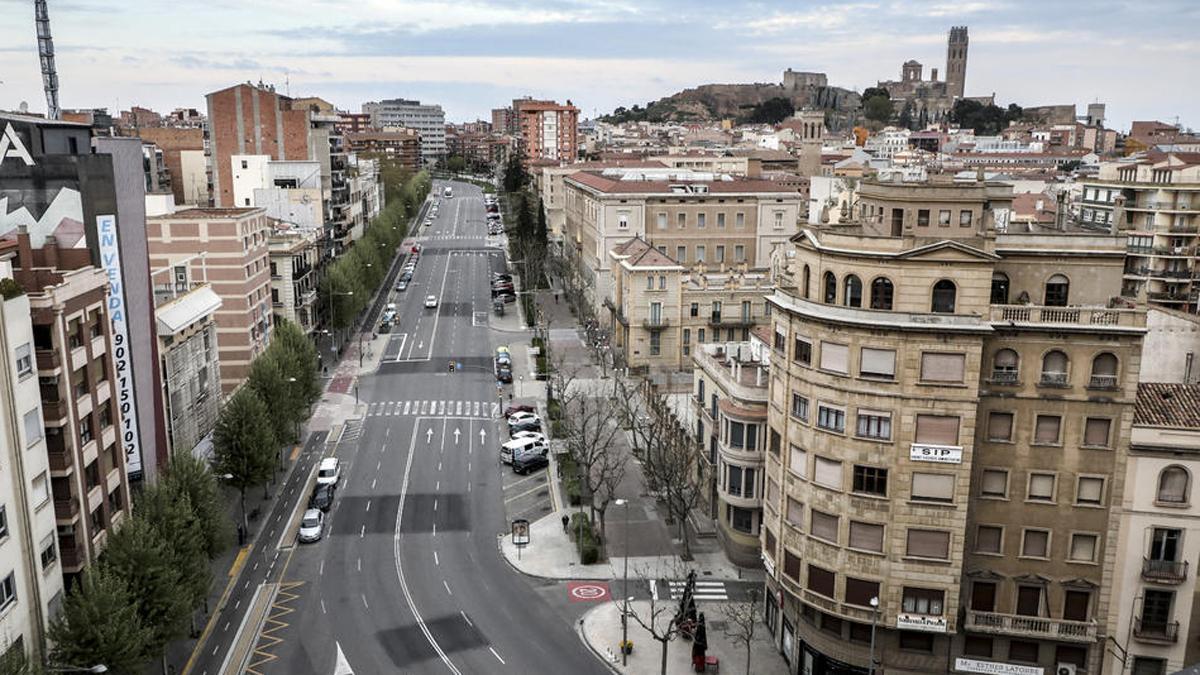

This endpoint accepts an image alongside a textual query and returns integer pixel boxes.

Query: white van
[316,457,340,485]
[500,437,548,465]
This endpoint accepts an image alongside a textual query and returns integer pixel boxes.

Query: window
[860,348,895,379]
[716,212,725,228]
[23,409,42,447]
[786,497,804,529]
[801,264,810,298]
[845,578,880,607]
[728,505,754,533]
[0,507,6,540]
[1044,274,1069,306]
[976,525,1003,554]
[991,348,1019,383]
[869,278,893,310]
[1150,528,1182,564]
[1076,476,1104,505]
[1034,415,1061,445]
[911,472,955,503]
[1008,640,1039,663]
[816,405,845,433]
[843,275,862,307]
[659,276,666,289]
[1069,533,1098,562]
[649,331,660,356]
[766,478,780,507]
[697,213,706,228]
[1040,350,1069,386]
[819,342,848,374]
[1157,466,1190,504]
[914,414,959,445]
[792,337,811,365]
[1131,657,1167,675]
[734,245,745,262]
[987,412,1013,442]
[695,246,705,262]
[1021,529,1050,558]
[31,473,48,507]
[980,469,1008,498]
[960,210,973,227]
[852,466,888,495]
[1083,417,1111,447]
[1027,473,1056,501]
[14,344,31,378]
[682,329,691,345]
[964,636,993,658]
[735,212,745,228]
[676,246,686,262]
[0,573,14,610]
[646,275,654,290]
[837,517,884,554]
[789,445,807,478]
[790,394,809,421]
[813,456,842,489]
[920,352,965,383]
[1140,589,1175,636]
[1090,353,1118,389]
[855,411,891,440]
[40,533,56,569]
[990,272,1009,304]
[714,245,724,262]
[902,588,944,615]
[657,213,668,229]
[899,631,934,653]
[690,303,699,318]
[618,213,629,229]
[783,550,801,581]
[917,209,930,227]
[971,581,997,611]
[822,272,836,304]
[938,209,951,227]
[810,510,838,542]
[906,529,950,559]
[931,280,956,313]
[806,565,836,598]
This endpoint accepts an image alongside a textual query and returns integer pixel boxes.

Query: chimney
[14,226,32,269]
[43,236,59,269]
[931,67,939,81]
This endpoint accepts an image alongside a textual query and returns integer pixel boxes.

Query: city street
[192,182,610,675]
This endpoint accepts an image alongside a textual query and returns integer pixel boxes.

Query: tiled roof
[150,207,262,219]
[1135,383,1200,428]
[566,171,793,194]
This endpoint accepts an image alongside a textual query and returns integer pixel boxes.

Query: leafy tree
[271,318,321,411]
[861,86,889,101]
[445,155,467,173]
[536,198,548,242]
[212,387,276,532]
[246,353,292,451]
[863,94,893,124]
[137,485,211,623]
[950,100,1024,134]
[502,154,527,193]
[48,566,153,675]
[898,103,914,130]
[742,97,794,125]
[162,450,233,560]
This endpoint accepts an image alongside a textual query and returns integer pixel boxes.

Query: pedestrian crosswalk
[668,580,728,601]
[339,418,363,444]
[365,399,501,419]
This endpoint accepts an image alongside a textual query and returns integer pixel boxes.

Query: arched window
[870,277,894,310]
[802,264,811,300]
[931,280,956,313]
[843,275,863,307]
[991,272,1010,304]
[1090,353,1118,389]
[1044,274,1070,306]
[991,349,1019,383]
[823,271,837,304]
[1040,350,1069,386]
[1157,466,1190,504]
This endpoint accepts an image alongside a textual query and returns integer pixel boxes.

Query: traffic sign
[568,582,610,603]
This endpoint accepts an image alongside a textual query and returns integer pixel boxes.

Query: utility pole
[34,0,60,120]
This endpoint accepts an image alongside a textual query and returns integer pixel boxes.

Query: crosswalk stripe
[364,399,504,419]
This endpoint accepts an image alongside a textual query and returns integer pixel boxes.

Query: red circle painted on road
[567,582,610,602]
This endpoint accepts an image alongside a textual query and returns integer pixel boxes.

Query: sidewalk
[578,600,788,675]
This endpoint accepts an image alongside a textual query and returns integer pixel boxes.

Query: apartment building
[758,178,1143,675]
[345,129,421,172]
[146,208,273,393]
[536,161,667,243]
[608,238,774,372]
[692,333,771,566]
[516,99,579,164]
[0,255,66,663]
[268,226,321,335]
[1079,152,1200,311]
[230,156,325,230]
[361,98,446,165]
[1109,383,1200,675]
[136,127,207,205]
[563,168,802,313]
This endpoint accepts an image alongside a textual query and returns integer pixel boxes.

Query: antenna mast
[34,0,60,120]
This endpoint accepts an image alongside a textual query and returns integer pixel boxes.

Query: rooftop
[567,170,796,195]
[149,207,263,220]
[1135,383,1200,429]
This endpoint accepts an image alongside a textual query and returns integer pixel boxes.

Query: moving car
[504,404,535,417]
[316,457,340,486]
[500,437,549,464]
[309,483,336,512]
[425,295,439,309]
[496,364,513,384]
[512,452,549,475]
[298,508,325,543]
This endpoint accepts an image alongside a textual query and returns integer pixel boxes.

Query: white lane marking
[432,522,437,536]
[650,578,659,601]
[321,599,327,614]
[235,599,241,610]
[438,461,442,471]
[366,500,372,512]
[433,498,438,511]
[360,525,365,538]
[372,478,377,489]
[489,647,506,665]
[357,558,362,572]
[460,611,473,627]
[223,621,230,632]
[434,551,439,566]
[443,580,452,595]
[253,561,259,571]
[319,560,324,576]
[362,594,370,609]
[435,480,440,491]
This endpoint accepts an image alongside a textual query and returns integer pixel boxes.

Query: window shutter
[920,353,965,382]
[987,412,1013,441]
[1035,415,1061,444]
[860,348,896,377]
[915,415,960,445]
[1043,350,1068,373]
[784,551,801,580]
[849,521,884,552]
[1069,534,1096,562]
[811,510,838,542]
[1077,477,1103,503]
[845,578,880,607]
[976,526,1002,553]
[912,472,955,501]
[806,565,836,598]
[766,478,780,507]
[1022,530,1049,557]
[1029,473,1055,499]
[981,470,1007,496]
[906,529,950,559]
[813,457,842,489]
[819,342,849,374]
[786,498,804,528]
[789,445,807,478]
[1084,418,1110,447]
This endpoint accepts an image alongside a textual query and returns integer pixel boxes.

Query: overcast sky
[0,0,1196,132]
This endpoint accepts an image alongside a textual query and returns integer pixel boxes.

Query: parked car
[507,411,540,427]
[400,271,413,282]
[500,437,548,464]
[309,483,336,512]
[512,452,549,475]
[316,457,340,486]
[510,430,547,444]
[298,509,325,543]
[509,418,542,435]
[425,295,439,309]
[395,280,409,292]
[504,404,536,417]
[495,354,512,368]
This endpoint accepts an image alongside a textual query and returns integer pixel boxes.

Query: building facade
[361,99,446,165]
[153,280,222,458]
[268,226,321,335]
[345,130,421,173]
[517,100,580,164]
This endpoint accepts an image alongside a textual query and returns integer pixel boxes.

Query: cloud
[170,54,264,70]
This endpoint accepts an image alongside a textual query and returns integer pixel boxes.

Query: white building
[230,156,325,231]
[361,99,447,165]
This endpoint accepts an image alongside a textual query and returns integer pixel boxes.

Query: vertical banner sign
[97,215,143,477]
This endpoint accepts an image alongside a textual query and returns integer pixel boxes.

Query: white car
[507,411,541,427]
[425,295,439,309]
[298,508,325,543]
[511,430,547,444]
[316,457,340,486]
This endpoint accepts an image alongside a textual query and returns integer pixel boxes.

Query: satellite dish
[18,101,29,114]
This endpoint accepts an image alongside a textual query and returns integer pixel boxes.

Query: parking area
[500,458,553,523]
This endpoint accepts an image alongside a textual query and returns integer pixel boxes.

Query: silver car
[298,508,325,543]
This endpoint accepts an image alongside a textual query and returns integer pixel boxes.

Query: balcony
[36,349,61,373]
[1142,558,1188,584]
[1039,372,1070,388]
[1148,291,1192,302]
[990,305,1144,329]
[58,538,83,570]
[1087,374,1119,390]
[1149,268,1193,279]
[41,397,68,422]
[642,316,670,330]
[708,313,755,327]
[988,370,1019,385]
[54,498,79,522]
[1169,223,1199,233]
[48,446,73,474]
[964,610,1097,643]
[1133,618,1179,644]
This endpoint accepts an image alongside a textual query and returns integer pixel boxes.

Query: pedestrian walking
[562,514,570,533]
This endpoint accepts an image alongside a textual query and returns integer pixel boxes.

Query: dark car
[509,418,541,435]
[492,273,513,282]
[309,483,336,512]
[504,404,536,417]
[496,365,513,384]
[512,452,549,475]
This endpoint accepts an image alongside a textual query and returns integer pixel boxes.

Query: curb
[493,533,620,582]
[575,604,623,675]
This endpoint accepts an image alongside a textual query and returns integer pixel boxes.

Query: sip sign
[910,443,963,464]
[98,215,143,477]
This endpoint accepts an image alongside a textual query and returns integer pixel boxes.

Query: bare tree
[560,377,625,547]
[719,588,760,675]
[619,559,692,675]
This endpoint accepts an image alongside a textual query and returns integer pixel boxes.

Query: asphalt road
[250,181,609,675]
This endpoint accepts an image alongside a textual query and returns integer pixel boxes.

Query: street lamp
[615,498,631,665]
[221,472,248,541]
[45,665,107,674]
[868,596,879,675]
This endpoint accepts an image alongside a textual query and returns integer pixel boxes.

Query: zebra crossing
[667,580,728,601]
[365,399,501,419]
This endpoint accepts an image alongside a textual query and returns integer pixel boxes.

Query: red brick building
[517,100,579,164]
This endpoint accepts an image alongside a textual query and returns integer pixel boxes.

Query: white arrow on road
[334,641,355,675]
[479,428,487,443]
[453,429,461,444]
[426,428,434,444]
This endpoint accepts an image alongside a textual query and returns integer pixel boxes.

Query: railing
[35,349,60,372]
[642,316,669,329]
[48,448,73,473]
[1148,291,1192,302]
[990,305,1144,328]
[709,314,756,327]
[1169,223,1199,233]
[964,610,1097,643]
[41,398,67,421]
[1127,245,1153,254]
[1150,269,1192,279]
[54,499,79,521]
[988,370,1018,385]
[1088,374,1119,390]
[1039,372,1069,387]
[1133,618,1179,644]
[1142,558,1189,584]
[1124,267,1151,276]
